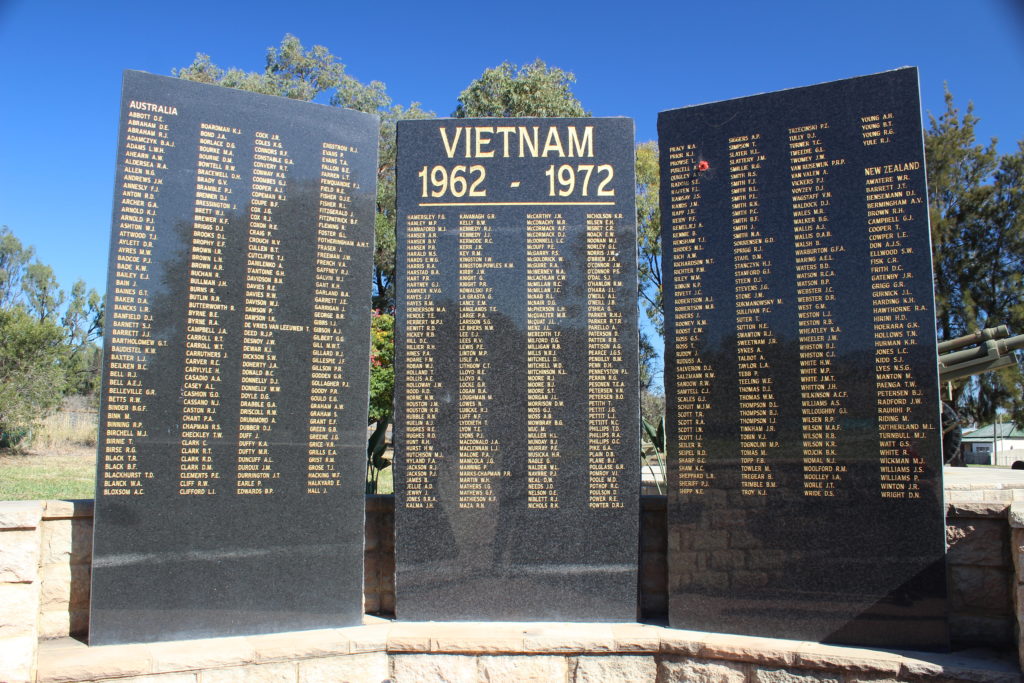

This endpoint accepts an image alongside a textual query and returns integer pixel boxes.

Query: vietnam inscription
[394,118,639,621]
[91,71,378,645]
[659,69,947,649]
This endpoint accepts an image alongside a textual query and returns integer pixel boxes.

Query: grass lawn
[1,447,394,500]
[0,404,394,500]
[0,450,96,501]
[372,461,393,495]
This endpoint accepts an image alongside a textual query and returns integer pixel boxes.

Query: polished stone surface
[394,118,639,620]
[90,71,378,645]
[659,68,948,649]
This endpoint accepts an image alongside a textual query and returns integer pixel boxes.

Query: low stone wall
[36,501,92,641]
[0,501,45,683]
[33,621,1021,682]
[638,492,1020,650]
[24,495,1015,645]
[944,470,1024,660]
[946,500,1015,648]
[1008,504,1024,674]
[2,484,1023,681]
[364,495,396,616]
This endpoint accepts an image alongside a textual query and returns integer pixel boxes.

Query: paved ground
[944,465,1024,488]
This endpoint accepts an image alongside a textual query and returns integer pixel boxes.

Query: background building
[963,423,1024,466]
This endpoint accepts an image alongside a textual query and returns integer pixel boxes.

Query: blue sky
[1,0,1022,354]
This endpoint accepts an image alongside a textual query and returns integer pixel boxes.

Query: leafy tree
[0,307,66,437]
[640,388,666,428]
[926,90,1024,425]
[374,103,434,309]
[176,36,437,436]
[23,262,64,323]
[453,62,666,413]
[367,310,395,490]
[174,34,388,108]
[0,228,34,309]
[0,225,102,349]
[638,329,655,393]
[176,34,434,312]
[0,226,104,438]
[453,60,588,118]
[636,141,663,338]
[925,89,1000,341]
[369,310,395,423]
[63,342,102,397]
[61,280,104,395]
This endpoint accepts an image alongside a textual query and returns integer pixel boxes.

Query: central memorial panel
[659,68,948,649]
[394,118,639,620]
[90,71,378,645]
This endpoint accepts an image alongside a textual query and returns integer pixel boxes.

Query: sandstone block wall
[33,622,1021,683]
[1,487,1021,682]
[946,500,1015,648]
[0,500,44,683]
[37,500,93,641]
[20,494,1024,649]
[1006,499,1024,673]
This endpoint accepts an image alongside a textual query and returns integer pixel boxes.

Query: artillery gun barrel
[937,325,1011,354]
[938,332,1024,383]
[997,334,1024,356]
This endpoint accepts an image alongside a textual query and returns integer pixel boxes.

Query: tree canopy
[926,90,1024,424]
[0,226,103,436]
[174,36,1024,428]
[176,41,664,409]
[174,34,389,109]
[453,60,588,118]
[636,141,662,338]
[176,34,434,310]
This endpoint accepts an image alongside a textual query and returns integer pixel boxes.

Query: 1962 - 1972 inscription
[395,118,639,621]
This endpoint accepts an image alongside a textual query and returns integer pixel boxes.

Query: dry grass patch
[0,399,97,501]
[30,409,97,453]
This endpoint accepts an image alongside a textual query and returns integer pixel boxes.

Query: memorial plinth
[90,71,379,645]
[394,118,640,621]
[659,68,948,649]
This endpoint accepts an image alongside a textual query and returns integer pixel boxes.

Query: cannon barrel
[938,332,1024,383]
[998,334,1024,357]
[937,325,1011,354]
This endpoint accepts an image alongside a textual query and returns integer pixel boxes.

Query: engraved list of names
[394,118,639,621]
[658,69,947,649]
[90,71,378,645]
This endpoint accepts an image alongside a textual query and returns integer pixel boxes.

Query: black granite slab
[394,118,640,620]
[659,68,948,649]
[89,71,378,645]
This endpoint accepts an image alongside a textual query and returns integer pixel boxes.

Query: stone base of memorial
[29,621,1021,683]
[2,477,1023,682]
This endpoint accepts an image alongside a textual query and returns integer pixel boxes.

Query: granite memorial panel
[659,68,948,649]
[394,118,640,620]
[90,71,378,645]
